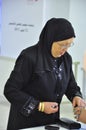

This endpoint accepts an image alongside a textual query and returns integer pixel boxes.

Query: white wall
[1,0,44,58]
[43,0,70,24]
[68,0,86,90]
[0,0,1,53]
[0,56,15,100]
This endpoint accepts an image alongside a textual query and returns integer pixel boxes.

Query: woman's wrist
[38,102,44,112]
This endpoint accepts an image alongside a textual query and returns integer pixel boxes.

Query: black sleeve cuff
[21,97,39,117]
[70,92,83,102]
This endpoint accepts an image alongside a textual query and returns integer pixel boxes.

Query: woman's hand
[73,97,86,123]
[72,96,86,107]
[38,102,58,114]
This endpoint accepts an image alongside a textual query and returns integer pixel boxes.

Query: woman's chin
[52,52,65,58]
[54,55,61,58]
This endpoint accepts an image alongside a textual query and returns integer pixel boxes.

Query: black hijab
[38,18,75,56]
[35,18,75,71]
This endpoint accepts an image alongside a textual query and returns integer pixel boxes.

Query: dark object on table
[45,125,59,130]
[57,117,81,129]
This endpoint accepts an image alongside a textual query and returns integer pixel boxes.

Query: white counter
[20,123,86,130]
[20,126,67,130]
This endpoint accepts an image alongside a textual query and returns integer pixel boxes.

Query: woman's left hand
[72,96,86,107]
[72,96,86,121]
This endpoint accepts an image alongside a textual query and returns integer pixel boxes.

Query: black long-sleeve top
[4,44,82,130]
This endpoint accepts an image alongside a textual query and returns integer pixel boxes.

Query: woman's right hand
[38,102,59,114]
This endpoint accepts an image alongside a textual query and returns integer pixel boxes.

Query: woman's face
[51,37,74,58]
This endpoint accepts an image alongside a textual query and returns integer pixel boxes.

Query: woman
[4,18,85,130]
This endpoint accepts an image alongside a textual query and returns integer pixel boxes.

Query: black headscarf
[38,18,75,55]
[35,18,76,71]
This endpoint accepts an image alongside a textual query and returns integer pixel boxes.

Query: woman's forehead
[56,37,74,44]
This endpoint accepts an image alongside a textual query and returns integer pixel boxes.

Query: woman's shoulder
[21,44,38,56]
[16,44,38,64]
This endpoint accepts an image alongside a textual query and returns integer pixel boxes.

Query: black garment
[4,44,82,130]
[4,18,81,130]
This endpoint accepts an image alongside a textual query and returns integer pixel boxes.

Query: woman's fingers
[43,102,58,114]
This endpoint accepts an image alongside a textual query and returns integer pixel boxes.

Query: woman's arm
[4,50,39,116]
[65,54,85,107]
[65,55,82,102]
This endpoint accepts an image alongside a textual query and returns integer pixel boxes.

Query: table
[20,123,86,130]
